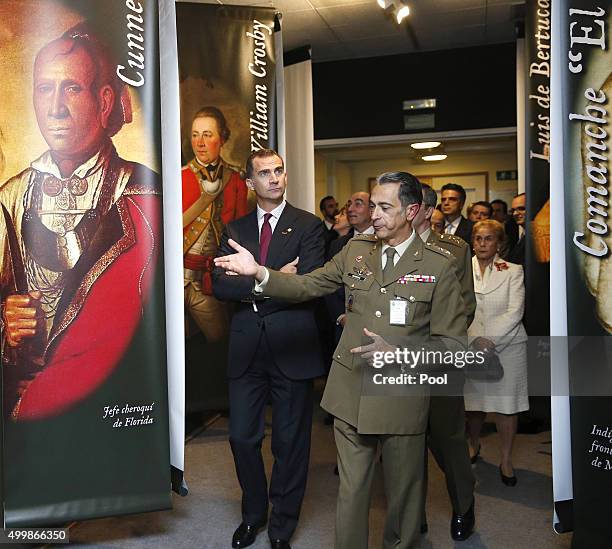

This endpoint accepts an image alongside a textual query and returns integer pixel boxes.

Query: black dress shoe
[232,522,265,548]
[420,522,428,534]
[450,499,475,541]
[499,465,517,486]
[270,539,291,549]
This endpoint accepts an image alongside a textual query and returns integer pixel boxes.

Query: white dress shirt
[354,225,375,236]
[444,216,461,235]
[257,200,286,236]
[381,230,416,269]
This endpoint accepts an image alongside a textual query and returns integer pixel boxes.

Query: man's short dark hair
[245,148,284,178]
[193,106,231,142]
[420,183,438,209]
[441,183,467,204]
[490,199,508,213]
[472,200,493,216]
[513,192,526,200]
[319,195,335,212]
[376,172,422,208]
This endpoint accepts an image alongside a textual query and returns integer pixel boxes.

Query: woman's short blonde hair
[472,219,506,245]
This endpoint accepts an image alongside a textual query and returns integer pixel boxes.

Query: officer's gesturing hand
[351,327,396,366]
[215,238,267,281]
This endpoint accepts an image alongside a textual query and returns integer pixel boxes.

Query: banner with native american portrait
[0,0,170,525]
[176,3,278,414]
[551,1,612,545]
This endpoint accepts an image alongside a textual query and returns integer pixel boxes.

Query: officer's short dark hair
[245,148,284,178]
[420,183,438,209]
[513,192,526,200]
[472,200,493,216]
[319,195,336,212]
[441,183,466,204]
[490,199,508,214]
[193,106,231,142]
[377,172,422,208]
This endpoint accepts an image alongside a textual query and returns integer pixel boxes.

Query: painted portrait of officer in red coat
[0,23,162,421]
[182,106,249,342]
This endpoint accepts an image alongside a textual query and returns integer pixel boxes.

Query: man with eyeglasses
[212,149,325,549]
[508,193,526,265]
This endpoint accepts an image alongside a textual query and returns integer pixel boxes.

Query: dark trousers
[229,332,314,541]
[422,393,475,519]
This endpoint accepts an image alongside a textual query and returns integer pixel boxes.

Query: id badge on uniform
[390,297,407,326]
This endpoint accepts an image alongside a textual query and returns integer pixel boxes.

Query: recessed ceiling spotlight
[411,141,441,150]
[396,5,410,23]
[422,154,447,161]
[377,0,390,8]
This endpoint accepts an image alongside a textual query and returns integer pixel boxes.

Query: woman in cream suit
[465,220,528,486]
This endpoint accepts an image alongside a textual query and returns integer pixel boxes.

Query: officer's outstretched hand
[215,239,267,281]
[351,328,396,366]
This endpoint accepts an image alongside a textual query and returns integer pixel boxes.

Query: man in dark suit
[441,183,473,244]
[507,192,526,265]
[491,199,519,255]
[320,194,339,254]
[212,149,326,549]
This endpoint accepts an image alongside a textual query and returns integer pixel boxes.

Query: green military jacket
[426,231,476,327]
[263,233,467,435]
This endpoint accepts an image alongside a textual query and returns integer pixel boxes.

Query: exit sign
[496,170,518,181]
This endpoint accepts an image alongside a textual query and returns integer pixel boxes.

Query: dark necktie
[259,213,273,265]
[383,247,397,283]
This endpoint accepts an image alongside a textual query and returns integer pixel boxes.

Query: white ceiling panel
[202,0,525,61]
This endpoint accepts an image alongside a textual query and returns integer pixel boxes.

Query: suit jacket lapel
[241,210,261,263]
[473,256,506,294]
[267,203,298,269]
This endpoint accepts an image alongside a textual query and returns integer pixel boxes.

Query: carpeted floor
[66,399,572,549]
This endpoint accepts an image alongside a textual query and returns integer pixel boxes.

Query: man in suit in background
[212,149,326,549]
[320,195,339,253]
[508,193,526,265]
[431,208,446,234]
[441,183,473,244]
[413,184,476,541]
[490,199,519,255]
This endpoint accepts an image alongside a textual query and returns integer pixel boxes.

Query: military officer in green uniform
[413,183,476,540]
[215,172,468,549]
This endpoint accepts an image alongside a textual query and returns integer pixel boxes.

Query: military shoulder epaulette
[438,233,467,247]
[353,234,378,242]
[425,241,453,258]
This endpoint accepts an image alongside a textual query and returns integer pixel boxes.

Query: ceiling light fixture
[422,154,447,162]
[396,4,410,24]
[377,0,410,25]
[410,141,441,150]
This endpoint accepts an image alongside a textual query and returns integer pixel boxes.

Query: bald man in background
[431,209,445,235]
